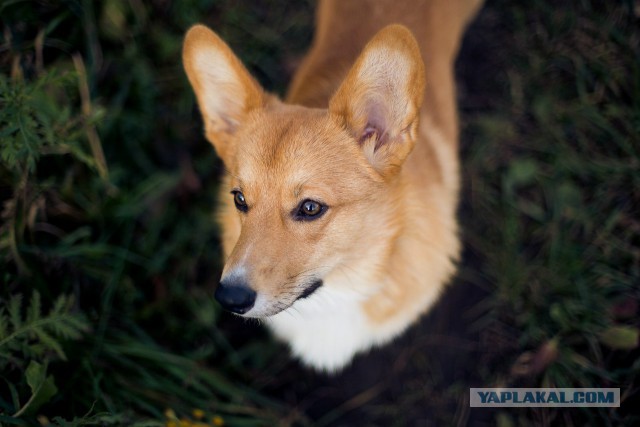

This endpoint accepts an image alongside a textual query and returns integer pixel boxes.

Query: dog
[182,0,483,371]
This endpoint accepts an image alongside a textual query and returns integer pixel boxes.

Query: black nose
[214,280,256,314]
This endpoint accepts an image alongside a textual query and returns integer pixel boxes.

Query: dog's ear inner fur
[183,25,266,165]
[329,25,426,177]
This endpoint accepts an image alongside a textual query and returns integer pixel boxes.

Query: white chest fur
[265,285,376,372]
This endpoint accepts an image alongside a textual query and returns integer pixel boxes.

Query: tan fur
[183,0,483,370]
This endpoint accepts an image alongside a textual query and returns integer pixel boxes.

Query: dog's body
[183,0,482,371]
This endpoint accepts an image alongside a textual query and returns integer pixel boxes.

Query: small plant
[0,291,89,417]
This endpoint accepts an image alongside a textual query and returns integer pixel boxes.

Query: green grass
[457,0,639,424]
[1,0,638,426]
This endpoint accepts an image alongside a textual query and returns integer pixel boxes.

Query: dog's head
[183,24,425,317]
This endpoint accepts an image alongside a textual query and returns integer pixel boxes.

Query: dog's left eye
[295,199,326,221]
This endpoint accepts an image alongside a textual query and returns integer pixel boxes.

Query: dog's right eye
[231,190,248,212]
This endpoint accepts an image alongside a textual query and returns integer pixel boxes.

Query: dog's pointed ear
[329,25,425,178]
[183,25,266,165]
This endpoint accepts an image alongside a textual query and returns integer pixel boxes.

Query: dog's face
[217,106,382,317]
[183,25,424,317]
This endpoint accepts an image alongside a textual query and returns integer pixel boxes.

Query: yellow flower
[212,415,224,426]
[192,409,205,419]
[164,408,177,419]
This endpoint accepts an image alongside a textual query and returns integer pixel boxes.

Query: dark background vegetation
[1,0,638,426]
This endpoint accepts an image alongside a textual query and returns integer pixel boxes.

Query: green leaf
[508,159,539,186]
[25,361,46,395]
[503,159,539,200]
[8,294,22,330]
[33,327,67,360]
[2,377,21,413]
[496,412,515,427]
[51,294,69,316]
[26,291,41,325]
[23,361,58,415]
[0,307,8,339]
[599,326,640,350]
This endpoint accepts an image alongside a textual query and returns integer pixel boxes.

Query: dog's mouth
[296,279,323,301]
[240,279,324,318]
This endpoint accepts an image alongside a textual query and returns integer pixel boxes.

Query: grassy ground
[1,0,638,426]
